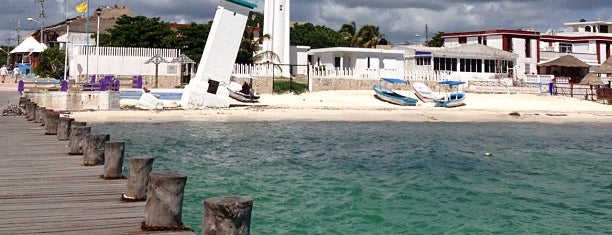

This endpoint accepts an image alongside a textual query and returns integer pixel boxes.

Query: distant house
[45,5,134,48]
[442,19,612,82]
[404,43,517,81]
[443,29,539,79]
[308,47,406,78]
[9,36,47,73]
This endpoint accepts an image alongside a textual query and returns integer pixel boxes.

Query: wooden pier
[0,114,195,234]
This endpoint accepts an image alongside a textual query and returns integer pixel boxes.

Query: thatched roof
[538,55,589,68]
[579,73,604,86]
[435,43,517,60]
[595,56,612,74]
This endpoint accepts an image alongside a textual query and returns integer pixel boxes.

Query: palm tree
[338,22,387,48]
[339,21,359,47]
[356,25,386,48]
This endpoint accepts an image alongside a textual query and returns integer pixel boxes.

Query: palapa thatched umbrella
[538,55,590,83]
[579,73,604,100]
[594,56,612,74]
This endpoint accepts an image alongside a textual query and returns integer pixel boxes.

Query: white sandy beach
[71,90,612,124]
[2,81,610,123]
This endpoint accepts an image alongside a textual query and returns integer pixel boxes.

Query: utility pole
[35,0,45,44]
[425,24,429,42]
[16,20,20,46]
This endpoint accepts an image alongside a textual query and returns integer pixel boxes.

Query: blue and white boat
[373,78,418,106]
[434,80,466,108]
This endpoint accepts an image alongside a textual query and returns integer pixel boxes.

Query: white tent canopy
[10,36,47,54]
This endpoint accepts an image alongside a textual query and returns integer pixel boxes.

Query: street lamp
[95,7,102,78]
[63,19,72,80]
[27,17,44,44]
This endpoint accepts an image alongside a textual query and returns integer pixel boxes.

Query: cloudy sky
[0,0,611,46]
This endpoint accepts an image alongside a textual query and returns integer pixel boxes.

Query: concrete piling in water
[203,196,254,235]
[83,134,110,166]
[44,111,60,135]
[141,172,189,231]
[122,157,155,202]
[103,141,125,179]
[57,117,74,141]
[68,126,91,155]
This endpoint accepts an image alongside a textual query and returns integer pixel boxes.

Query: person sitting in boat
[240,82,251,95]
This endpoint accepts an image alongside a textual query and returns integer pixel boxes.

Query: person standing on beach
[13,67,20,83]
[0,65,8,83]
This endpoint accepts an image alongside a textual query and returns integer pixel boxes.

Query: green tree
[98,15,177,48]
[354,25,386,48]
[426,31,444,47]
[290,23,346,48]
[34,47,65,78]
[175,22,212,64]
[236,12,265,64]
[339,21,359,47]
[0,46,12,66]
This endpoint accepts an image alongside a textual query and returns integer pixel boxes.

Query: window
[484,60,496,73]
[600,25,609,33]
[459,58,482,72]
[433,57,457,71]
[416,57,431,66]
[458,37,467,44]
[525,39,531,58]
[367,57,371,69]
[334,57,341,68]
[207,80,220,94]
[478,36,487,45]
[585,26,592,32]
[559,43,572,53]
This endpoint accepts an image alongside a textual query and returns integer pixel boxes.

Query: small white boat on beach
[373,78,418,106]
[434,80,466,108]
[412,82,441,102]
[228,81,260,103]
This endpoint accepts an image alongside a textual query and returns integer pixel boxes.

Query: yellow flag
[75,1,88,13]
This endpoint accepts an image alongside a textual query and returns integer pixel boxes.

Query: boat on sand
[373,78,418,106]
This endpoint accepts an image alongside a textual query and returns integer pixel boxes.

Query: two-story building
[442,19,612,80]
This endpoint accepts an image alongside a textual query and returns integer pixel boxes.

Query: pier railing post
[68,126,91,155]
[102,141,125,179]
[44,110,60,135]
[35,107,45,124]
[142,172,190,231]
[57,117,74,141]
[30,103,38,122]
[25,101,34,121]
[122,157,155,201]
[83,134,110,166]
[203,196,253,235]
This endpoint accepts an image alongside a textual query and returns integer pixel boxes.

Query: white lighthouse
[262,0,291,78]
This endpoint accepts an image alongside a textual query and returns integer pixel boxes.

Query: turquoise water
[93,122,612,234]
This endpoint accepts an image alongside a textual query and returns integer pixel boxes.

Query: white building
[308,47,406,78]
[540,19,612,71]
[443,29,539,79]
[442,19,612,79]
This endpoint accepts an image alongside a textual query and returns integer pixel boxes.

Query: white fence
[231,64,451,82]
[524,74,554,84]
[69,46,181,82]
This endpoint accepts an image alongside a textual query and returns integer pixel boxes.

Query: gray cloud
[1,0,610,45]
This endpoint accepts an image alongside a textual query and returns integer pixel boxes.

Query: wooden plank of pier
[0,115,195,235]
